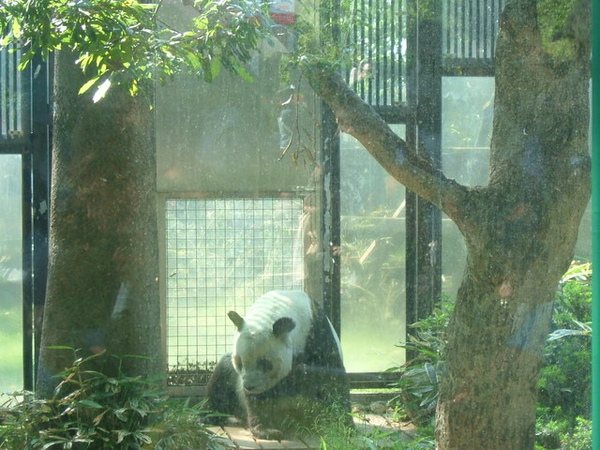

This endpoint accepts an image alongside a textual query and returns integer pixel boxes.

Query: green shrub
[536,262,591,449]
[0,349,224,449]
[538,264,591,419]
[388,299,454,426]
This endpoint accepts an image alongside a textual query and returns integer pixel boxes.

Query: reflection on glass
[155,3,323,385]
[0,155,23,393]
[340,124,406,372]
[441,77,494,298]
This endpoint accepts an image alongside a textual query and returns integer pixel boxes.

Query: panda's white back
[242,290,313,356]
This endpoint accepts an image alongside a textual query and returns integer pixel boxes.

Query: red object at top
[270,0,295,24]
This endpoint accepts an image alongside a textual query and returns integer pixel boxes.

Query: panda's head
[228,310,296,394]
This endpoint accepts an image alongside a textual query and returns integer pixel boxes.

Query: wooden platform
[207,414,416,449]
[208,425,321,449]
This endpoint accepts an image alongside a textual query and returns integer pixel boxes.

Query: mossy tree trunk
[36,51,162,397]
[305,0,590,448]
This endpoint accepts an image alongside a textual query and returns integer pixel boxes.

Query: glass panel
[156,0,324,385]
[0,155,23,393]
[340,124,406,372]
[441,77,494,298]
[441,77,592,299]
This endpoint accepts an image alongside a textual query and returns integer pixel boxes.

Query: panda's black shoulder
[298,300,344,368]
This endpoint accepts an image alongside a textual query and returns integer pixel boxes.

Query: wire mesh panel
[0,44,23,140]
[165,197,304,385]
[442,0,505,67]
[346,0,408,108]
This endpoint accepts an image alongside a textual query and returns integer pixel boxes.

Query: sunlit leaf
[11,18,21,39]
[78,76,100,95]
[186,51,202,70]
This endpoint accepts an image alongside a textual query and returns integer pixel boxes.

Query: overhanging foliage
[0,0,270,98]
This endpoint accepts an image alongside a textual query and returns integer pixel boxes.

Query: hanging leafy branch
[0,0,271,99]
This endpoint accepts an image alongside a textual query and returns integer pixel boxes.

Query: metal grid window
[165,197,304,383]
[1,43,23,139]
[442,0,505,64]
[346,0,408,108]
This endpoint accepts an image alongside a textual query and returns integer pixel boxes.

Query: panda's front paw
[251,425,284,440]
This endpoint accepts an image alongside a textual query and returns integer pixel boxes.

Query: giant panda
[206,290,352,440]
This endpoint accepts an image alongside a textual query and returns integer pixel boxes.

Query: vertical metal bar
[22,92,33,392]
[460,0,466,59]
[476,0,482,60]
[367,0,373,104]
[322,109,341,335]
[360,0,367,99]
[374,0,381,106]
[406,0,442,327]
[467,0,473,58]
[591,0,600,443]
[1,49,7,136]
[454,0,459,58]
[320,0,342,336]
[29,54,51,390]
[389,0,394,105]
[352,0,359,87]
[382,0,388,106]
[405,0,418,328]
[482,0,492,58]
[492,0,503,61]
[396,0,402,104]
[477,0,487,59]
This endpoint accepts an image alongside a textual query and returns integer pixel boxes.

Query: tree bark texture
[37,51,162,397]
[305,0,590,448]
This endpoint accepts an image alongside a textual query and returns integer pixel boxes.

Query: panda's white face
[232,330,292,393]
[229,312,297,394]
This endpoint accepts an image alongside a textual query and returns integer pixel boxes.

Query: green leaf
[77,399,103,409]
[11,19,22,39]
[232,62,253,82]
[134,431,152,444]
[186,51,202,70]
[210,57,222,79]
[78,77,100,95]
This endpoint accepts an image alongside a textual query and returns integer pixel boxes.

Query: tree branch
[302,62,469,224]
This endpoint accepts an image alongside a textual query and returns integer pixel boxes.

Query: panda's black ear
[273,317,296,337]
[228,311,245,331]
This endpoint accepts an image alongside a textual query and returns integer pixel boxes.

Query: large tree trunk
[304,0,590,447]
[436,1,590,447]
[36,51,162,397]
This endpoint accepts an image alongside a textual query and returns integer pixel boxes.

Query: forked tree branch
[303,63,470,226]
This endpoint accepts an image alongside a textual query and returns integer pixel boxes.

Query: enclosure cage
[153,0,508,388]
[7,0,593,394]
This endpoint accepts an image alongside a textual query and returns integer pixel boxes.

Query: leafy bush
[536,263,592,449]
[388,300,454,426]
[0,349,224,449]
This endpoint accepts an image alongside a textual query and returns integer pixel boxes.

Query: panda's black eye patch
[256,358,273,372]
